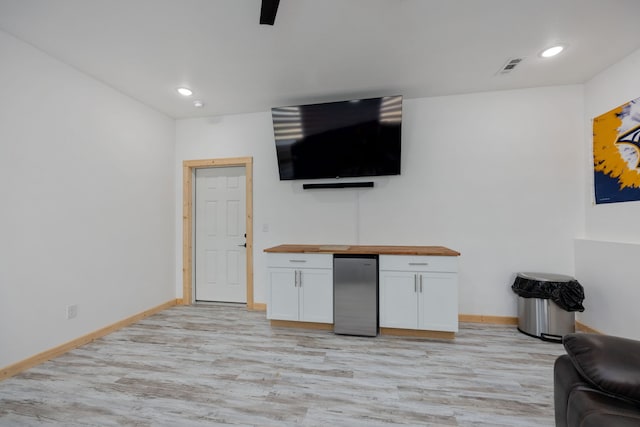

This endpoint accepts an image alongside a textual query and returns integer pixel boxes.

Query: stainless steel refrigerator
[333,254,378,337]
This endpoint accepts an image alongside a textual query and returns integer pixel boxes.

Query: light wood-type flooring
[0,304,566,426]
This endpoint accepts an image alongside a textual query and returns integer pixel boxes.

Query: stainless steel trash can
[515,272,576,342]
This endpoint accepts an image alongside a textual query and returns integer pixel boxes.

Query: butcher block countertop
[264,244,460,256]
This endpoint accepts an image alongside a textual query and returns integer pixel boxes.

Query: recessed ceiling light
[193,100,205,108]
[540,45,565,58]
[177,87,193,97]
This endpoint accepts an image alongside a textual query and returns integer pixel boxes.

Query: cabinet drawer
[380,255,458,272]
[267,253,333,269]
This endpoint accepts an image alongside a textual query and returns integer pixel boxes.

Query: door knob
[238,243,246,248]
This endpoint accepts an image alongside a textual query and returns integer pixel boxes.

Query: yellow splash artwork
[593,102,640,189]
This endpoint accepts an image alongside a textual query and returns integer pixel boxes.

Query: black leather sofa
[554,333,640,426]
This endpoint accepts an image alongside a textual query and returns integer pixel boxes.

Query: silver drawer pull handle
[409,262,429,266]
[289,260,307,263]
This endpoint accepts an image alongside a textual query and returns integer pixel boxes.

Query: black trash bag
[511,275,585,312]
[551,281,585,312]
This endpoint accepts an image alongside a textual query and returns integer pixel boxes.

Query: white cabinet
[267,253,333,324]
[266,251,459,333]
[379,255,458,332]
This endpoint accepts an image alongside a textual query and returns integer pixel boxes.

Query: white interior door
[195,166,247,303]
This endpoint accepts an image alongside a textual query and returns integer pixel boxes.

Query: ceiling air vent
[498,57,525,74]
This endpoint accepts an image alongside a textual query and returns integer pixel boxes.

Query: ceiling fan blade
[260,0,280,25]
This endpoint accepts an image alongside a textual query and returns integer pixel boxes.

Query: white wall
[176,85,585,316]
[575,239,640,339]
[583,48,640,240]
[0,30,176,368]
[577,47,640,339]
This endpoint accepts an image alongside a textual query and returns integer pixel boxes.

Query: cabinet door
[418,272,458,332]
[379,271,418,329]
[268,269,299,321]
[299,268,333,324]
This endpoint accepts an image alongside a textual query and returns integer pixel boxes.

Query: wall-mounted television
[271,95,402,180]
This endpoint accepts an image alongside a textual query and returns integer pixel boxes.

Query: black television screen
[272,95,402,180]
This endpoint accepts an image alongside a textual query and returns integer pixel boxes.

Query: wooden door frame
[182,157,255,308]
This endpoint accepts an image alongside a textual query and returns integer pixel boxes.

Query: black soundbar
[260,0,280,25]
[302,182,374,190]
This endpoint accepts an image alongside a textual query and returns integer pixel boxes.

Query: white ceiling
[2,0,640,119]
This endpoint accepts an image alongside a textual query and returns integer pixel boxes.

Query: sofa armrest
[563,333,640,404]
[555,354,588,427]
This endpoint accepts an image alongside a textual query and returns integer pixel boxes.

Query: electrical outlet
[66,304,78,320]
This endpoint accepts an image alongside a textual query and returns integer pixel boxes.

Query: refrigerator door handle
[420,274,423,293]
[414,274,417,292]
